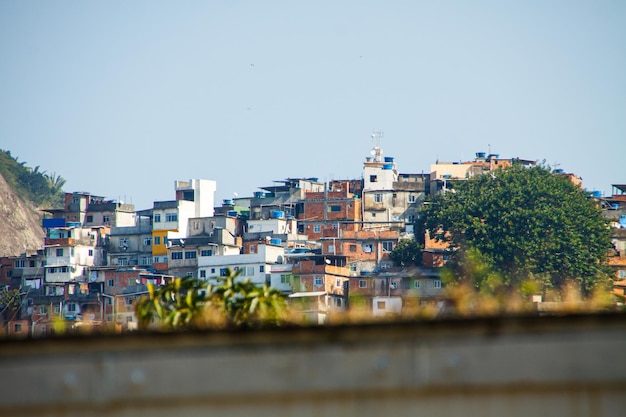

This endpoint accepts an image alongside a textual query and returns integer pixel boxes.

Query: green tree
[390,238,423,267]
[421,164,612,296]
[135,269,287,330]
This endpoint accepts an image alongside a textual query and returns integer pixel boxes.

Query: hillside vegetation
[0,150,65,209]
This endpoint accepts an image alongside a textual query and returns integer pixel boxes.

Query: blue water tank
[270,238,281,245]
[476,152,486,158]
[591,190,602,198]
[382,164,393,170]
[271,210,284,219]
[384,156,394,163]
[227,210,238,217]
[619,215,626,227]
[223,199,233,205]
[254,191,264,198]
[42,218,66,228]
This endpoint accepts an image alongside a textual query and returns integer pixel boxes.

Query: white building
[198,243,284,286]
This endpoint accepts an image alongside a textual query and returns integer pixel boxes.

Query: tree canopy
[0,149,65,208]
[390,238,423,267]
[421,164,612,295]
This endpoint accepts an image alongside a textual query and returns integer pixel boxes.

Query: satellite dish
[233,192,239,197]
[325,258,331,264]
[370,149,376,155]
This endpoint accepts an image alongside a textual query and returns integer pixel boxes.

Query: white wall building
[198,243,284,286]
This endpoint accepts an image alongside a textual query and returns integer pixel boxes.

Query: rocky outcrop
[0,173,45,257]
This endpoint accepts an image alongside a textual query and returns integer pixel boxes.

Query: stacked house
[10,136,606,334]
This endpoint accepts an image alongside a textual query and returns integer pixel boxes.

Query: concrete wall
[1,313,625,416]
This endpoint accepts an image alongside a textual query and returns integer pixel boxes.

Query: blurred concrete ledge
[1,312,625,417]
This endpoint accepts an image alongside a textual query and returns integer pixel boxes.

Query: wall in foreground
[1,313,625,417]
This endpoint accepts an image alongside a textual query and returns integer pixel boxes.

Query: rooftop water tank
[384,156,394,163]
[271,210,285,219]
[270,238,282,245]
[476,152,486,158]
[227,210,238,217]
[591,190,602,198]
[223,199,233,205]
[254,191,264,198]
[382,164,393,170]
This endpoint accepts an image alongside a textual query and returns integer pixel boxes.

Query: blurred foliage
[0,149,66,208]
[421,164,613,296]
[135,269,287,330]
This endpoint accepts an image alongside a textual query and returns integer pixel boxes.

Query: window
[126,297,134,306]
[220,268,228,277]
[67,303,77,312]
[390,281,398,290]
[414,280,421,289]
[56,248,63,257]
[144,237,152,246]
[88,249,93,256]
[14,259,25,268]
[349,264,357,272]
[328,205,341,212]
[166,213,178,222]
[14,323,22,333]
[154,214,161,223]
[186,272,193,278]
[370,175,377,182]
[200,270,206,278]
[250,244,256,254]
[377,301,386,310]
[313,224,321,233]
[86,215,93,223]
[407,215,415,223]
[154,236,161,245]
[200,249,212,257]
[54,305,61,313]
[359,280,367,288]
[246,266,254,276]
[103,215,110,223]
[259,265,265,272]
[40,306,47,314]
[374,193,383,203]
[619,270,626,279]
[108,279,114,287]
[119,238,129,248]
[163,237,168,245]
[335,298,342,307]
[280,274,290,284]
[314,276,323,286]
[171,252,183,260]
[184,251,196,259]
[382,241,394,252]
[118,258,128,266]
[350,244,357,252]
[328,245,335,253]
[332,223,338,230]
[29,260,35,267]
[362,243,373,253]
[336,278,341,287]
[434,280,442,289]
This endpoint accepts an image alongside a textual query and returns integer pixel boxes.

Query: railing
[0,312,625,416]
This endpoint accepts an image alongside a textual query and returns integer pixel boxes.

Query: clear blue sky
[1,1,624,210]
